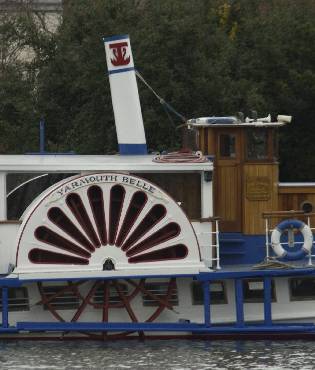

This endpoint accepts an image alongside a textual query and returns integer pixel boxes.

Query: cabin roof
[0,154,213,173]
[187,121,285,128]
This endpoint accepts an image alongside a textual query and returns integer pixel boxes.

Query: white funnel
[103,35,147,155]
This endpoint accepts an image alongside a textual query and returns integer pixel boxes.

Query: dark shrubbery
[1,0,315,180]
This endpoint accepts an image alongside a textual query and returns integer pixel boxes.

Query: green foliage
[0,63,38,153]
[1,0,315,179]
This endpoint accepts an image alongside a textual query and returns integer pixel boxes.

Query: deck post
[2,287,9,328]
[263,277,272,325]
[0,173,6,220]
[265,218,270,260]
[235,279,244,327]
[202,280,211,326]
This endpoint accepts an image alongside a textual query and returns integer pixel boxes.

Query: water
[0,340,314,369]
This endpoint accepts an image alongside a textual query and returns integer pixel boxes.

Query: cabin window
[135,173,201,219]
[191,281,227,305]
[243,279,276,303]
[7,173,77,220]
[92,282,129,306]
[246,129,268,160]
[290,278,315,301]
[0,287,29,311]
[42,285,80,310]
[142,282,178,307]
[219,134,236,158]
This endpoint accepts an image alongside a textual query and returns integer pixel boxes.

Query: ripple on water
[0,340,313,369]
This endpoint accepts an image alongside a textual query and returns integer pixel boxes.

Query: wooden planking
[199,128,216,156]
[279,186,315,194]
[200,127,243,231]
[199,127,205,153]
[279,185,315,219]
[214,128,242,232]
[135,173,201,219]
[243,164,278,234]
[215,164,241,231]
[207,129,216,156]
[197,126,300,235]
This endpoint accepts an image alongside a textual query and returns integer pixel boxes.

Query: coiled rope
[251,259,294,270]
[153,149,208,163]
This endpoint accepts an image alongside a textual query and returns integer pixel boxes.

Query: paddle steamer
[0,35,315,339]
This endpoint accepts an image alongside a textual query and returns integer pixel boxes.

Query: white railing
[210,217,221,270]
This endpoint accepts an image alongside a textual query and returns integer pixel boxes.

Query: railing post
[2,287,9,328]
[202,280,211,327]
[39,118,45,154]
[215,220,221,269]
[263,277,272,326]
[265,218,270,260]
[0,173,7,220]
[235,279,244,327]
[307,215,313,266]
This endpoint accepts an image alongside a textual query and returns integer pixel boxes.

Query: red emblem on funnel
[109,42,130,66]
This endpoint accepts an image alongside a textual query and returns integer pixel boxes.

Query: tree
[2,0,315,180]
[0,2,58,153]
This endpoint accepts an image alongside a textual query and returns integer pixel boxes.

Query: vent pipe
[103,35,147,155]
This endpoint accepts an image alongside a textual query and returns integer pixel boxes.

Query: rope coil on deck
[153,150,208,163]
[251,259,295,270]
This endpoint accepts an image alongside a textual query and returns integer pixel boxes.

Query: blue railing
[1,269,315,336]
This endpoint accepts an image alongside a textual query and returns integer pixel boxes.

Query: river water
[0,340,314,369]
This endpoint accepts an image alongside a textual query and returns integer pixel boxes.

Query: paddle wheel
[15,172,202,273]
[12,172,203,336]
[36,277,178,338]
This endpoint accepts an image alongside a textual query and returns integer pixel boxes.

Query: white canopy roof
[0,154,213,173]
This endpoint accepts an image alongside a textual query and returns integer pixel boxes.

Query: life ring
[271,219,313,260]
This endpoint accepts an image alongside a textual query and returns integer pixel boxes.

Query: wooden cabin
[187,116,315,236]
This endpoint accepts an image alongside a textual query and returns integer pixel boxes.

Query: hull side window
[191,281,227,305]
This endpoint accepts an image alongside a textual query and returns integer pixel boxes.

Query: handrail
[190,216,222,223]
[210,218,221,270]
[262,210,315,218]
[192,217,221,270]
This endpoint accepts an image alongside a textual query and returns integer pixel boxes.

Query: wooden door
[214,129,242,232]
